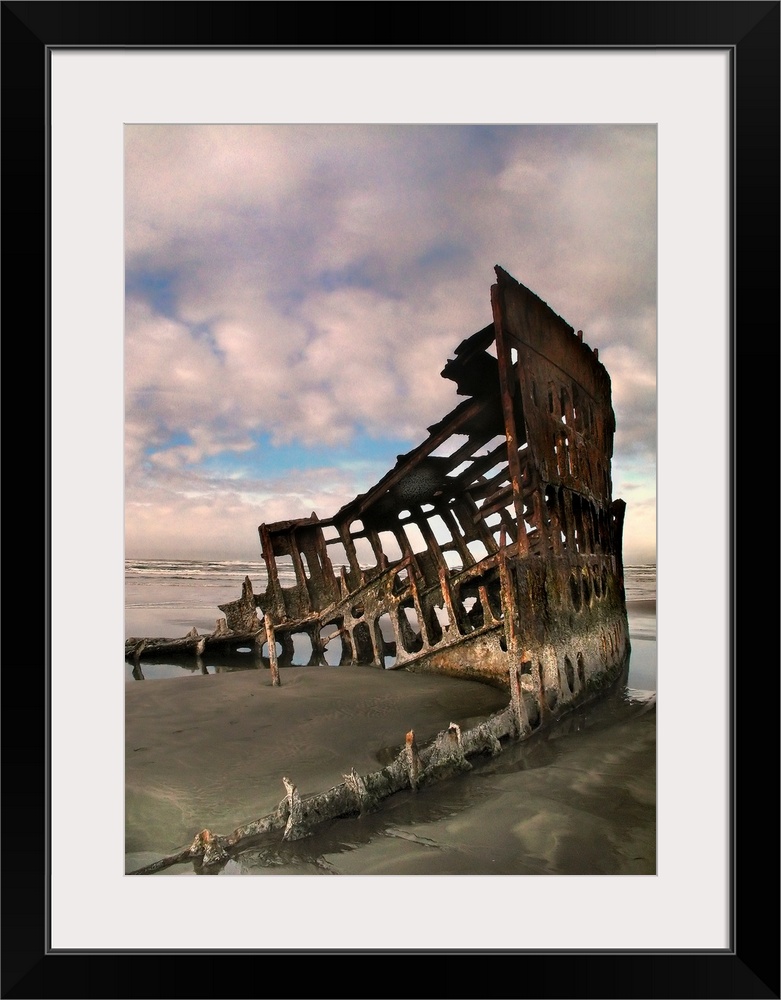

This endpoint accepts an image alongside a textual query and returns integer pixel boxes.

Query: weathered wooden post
[405,729,422,791]
[282,776,303,840]
[264,612,281,686]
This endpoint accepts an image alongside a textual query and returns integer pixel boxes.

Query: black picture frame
[3,2,778,997]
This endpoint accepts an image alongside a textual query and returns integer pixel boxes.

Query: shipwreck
[127,266,629,704]
[127,267,632,870]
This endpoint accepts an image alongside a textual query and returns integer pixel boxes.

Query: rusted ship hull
[128,267,631,722]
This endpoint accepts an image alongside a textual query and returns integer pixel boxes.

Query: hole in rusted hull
[375,613,397,668]
[352,621,373,665]
[398,603,423,654]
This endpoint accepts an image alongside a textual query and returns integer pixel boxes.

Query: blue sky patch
[127,268,179,318]
[145,430,193,457]
[198,431,415,482]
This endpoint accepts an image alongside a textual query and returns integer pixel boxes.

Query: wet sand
[319,695,656,877]
[126,596,656,876]
[126,665,509,869]
[126,674,655,877]
[626,598,656,614]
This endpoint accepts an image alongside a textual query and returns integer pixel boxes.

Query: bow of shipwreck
[183,266,632,717]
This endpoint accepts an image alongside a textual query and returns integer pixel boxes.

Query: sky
[124,124,656,565]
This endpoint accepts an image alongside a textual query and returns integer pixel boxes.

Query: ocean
[125,561,656,877]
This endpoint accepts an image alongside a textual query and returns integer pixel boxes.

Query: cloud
[125,124,657,560]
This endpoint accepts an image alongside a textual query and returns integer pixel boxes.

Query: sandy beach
[125,563,656,877]
[126,665,509,869]
[126,653,655,875]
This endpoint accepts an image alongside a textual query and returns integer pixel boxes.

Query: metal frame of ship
[127,267,631,727]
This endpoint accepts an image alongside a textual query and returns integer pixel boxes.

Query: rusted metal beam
[491,281,530,556]
[259,522,286,619]
[353,397,492,518]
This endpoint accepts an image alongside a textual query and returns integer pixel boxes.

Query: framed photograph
[5,2,777,997]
